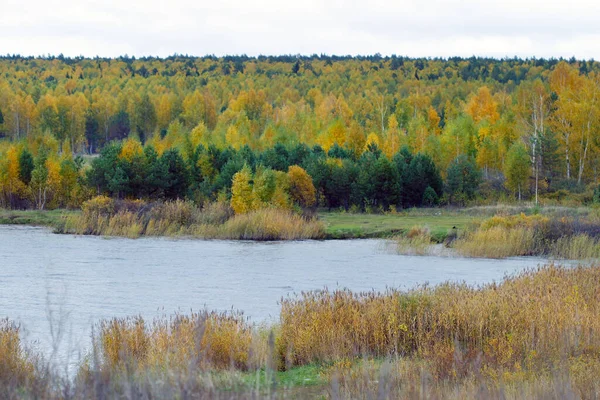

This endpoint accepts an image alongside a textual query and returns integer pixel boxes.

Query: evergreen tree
[18,149,34,185]
[445,155,482,205]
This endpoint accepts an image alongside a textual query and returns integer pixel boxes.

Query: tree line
[1,55,599,208]
[1,133,491,211]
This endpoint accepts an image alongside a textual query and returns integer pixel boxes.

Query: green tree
[403,153,443,207]
[161,149,189,200]
[18,149,34,185]
[445,155,482,205]
[31,149,49,209]
[504,142,530,201]
[135,94,157,144]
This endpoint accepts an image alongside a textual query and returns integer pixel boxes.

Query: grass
[320,210,475,240]
[4,263,600,398]
[63,197,326,240]
[454,213,600,259]
[0,208,79,228]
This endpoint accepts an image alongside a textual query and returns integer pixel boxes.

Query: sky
[1,0,599,59]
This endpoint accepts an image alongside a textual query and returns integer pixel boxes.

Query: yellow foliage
[0,320,35,387]
[119,137,144,162]
[466,86,500,124]
[230,166,254,214]
[363,132,381,152]
[287,165,316,208]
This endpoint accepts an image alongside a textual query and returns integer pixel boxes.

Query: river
[0,225,549,371]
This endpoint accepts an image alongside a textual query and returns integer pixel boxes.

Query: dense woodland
[1,54,600,211]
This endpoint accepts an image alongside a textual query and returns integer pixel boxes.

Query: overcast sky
[1,0,599,59]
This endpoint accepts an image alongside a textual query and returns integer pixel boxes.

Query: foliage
[445,155,482,205]
[2,57,600,210]
[504,142,530,200]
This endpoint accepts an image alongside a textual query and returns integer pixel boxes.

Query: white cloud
[0,0,598,58]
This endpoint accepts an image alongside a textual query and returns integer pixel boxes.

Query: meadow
[1,263,599,398]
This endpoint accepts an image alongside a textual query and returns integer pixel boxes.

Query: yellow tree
[120,137,144,162]
[573,73,600,183]
[69,92,89,152]
[465,86,500,124]
[230,166,254,214]
[287,165,316,208]
[156,93,174,131]
[549,61,581,180]
[0,146,27,208]
[92,91,116,143]
[427,106,441,135]
[516,80,551,203]
[382,115,401,158]
[346,121,366,159]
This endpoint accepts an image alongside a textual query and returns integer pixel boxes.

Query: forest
[1,54,600,211]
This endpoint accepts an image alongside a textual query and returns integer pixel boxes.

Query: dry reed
[68,197,325,240]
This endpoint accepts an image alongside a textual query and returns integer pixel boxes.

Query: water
[0,225,549,369]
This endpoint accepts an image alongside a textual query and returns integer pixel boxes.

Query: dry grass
[67,197,325,240]
[279,264,600,385]
[93,311,256,373]
[553,234,600,260]
[218,208,325,240]
[0,319,35,389]
[395,225,433,255]
[454,213,600,259]
[454,225,536,258]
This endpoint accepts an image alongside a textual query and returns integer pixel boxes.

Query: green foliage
[403,153,443,207]
[18,149,34,185]
[445,155,482,205]
[594,186,600,204]
[504,142,530,200]
[3,56,600,210]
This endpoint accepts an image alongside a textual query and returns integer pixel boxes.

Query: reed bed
[91,311,256,373]
[279,264,600,381]
[454,213,600,259]
[395,225,433,255]
[0,319,36,390]
[3,264,600,398]
[67,196,325,240]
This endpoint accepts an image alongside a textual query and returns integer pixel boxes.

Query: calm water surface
[0,225,548,368]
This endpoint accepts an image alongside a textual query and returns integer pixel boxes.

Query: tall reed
[67,197,325,240]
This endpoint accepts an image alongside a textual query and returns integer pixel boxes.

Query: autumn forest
[1,54,600,212]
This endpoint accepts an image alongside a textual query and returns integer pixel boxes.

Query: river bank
[2,263,599,398]
[1,204,598,243]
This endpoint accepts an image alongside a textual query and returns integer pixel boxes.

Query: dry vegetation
[64,196,325,240]
[454,213,600,259]
[2,264,600,398]
[393,212,600,260]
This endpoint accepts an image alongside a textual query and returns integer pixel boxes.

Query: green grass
[0,209,80,228]
[239,363,327,388]
[320,210,476,240]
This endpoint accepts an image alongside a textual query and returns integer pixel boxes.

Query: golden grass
[553,234,600,260]
[395,225,433,255]
[68,197,325,240]
[454,213,600,259]
[95,311,256,373]
[0,319,35,388]
[279,264,600,383]
[218,208,325,240]
[454,225,536,258]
